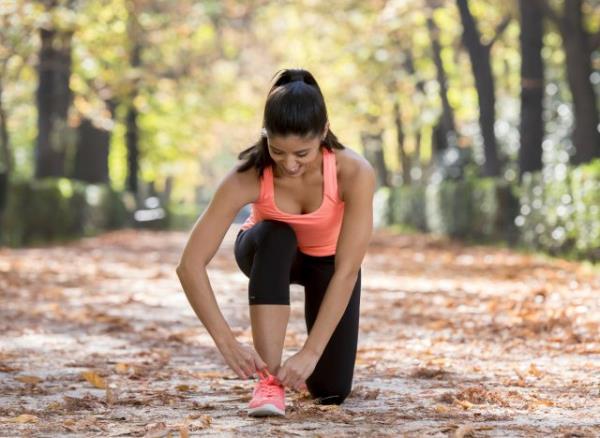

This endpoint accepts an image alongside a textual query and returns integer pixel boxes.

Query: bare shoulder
[218,162,261,206]
[334,147,376,202]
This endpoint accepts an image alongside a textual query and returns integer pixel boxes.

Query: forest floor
[0,227,599,437]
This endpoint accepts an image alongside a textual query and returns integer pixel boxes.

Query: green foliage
[390,184,427,231]
[515,172,546,248]
[166,202,203,231]
[83,183,131,232]
[516,168,578,255]
[373,187,392,228]
[571,159,600,260]
[387,160,599,261]
[0,178,130,246]
[425,179,473,238]
[469,177,519,242]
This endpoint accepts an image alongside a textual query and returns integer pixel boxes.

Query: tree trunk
[561,0,600,164]
[518,0,544,177]
[0,81,11,176]
[393,101,411,185]
[35,26,74,178]
[72,100,116,184]
[126,3,142,195]
[427,15,456,138]
[414,130,422,170]
[360,130,390,188]
[126,99,139,194]
[456,0,501,177]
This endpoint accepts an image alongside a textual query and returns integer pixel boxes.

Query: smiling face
[267,132,325,178]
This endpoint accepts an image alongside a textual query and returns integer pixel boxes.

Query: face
[267,133,324,178]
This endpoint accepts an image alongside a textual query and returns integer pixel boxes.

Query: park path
[0,227,599,437]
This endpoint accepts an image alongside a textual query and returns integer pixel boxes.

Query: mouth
[284,166,301,175]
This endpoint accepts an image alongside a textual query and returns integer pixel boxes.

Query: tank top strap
[260,165,274,202]
[323,148,339,200]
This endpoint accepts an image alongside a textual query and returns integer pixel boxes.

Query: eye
[270,149,283,155]
[296,152,308,157]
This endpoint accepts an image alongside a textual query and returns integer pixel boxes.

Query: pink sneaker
[248,370,285,417]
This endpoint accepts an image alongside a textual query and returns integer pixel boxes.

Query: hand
[276,348,320,391]
[217,339,267,380]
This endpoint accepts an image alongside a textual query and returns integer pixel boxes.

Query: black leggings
[234,220,361,405]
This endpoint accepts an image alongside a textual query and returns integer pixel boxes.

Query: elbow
[176,260,193,278]
[176,257,207,278]
[175,264,186,283]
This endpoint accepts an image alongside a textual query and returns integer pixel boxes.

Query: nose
[284,157,298,170]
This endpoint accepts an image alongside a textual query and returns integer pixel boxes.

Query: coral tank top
[240,147,345,256]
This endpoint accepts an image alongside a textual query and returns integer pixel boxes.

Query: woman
[176,68,375,417]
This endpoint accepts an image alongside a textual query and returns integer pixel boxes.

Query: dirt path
[1,227,599,437]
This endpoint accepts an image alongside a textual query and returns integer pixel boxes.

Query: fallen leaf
[454,424,475,438]
[455,399,473,410]
[528,363,543,377]
[63,394,100,410]
[106,384,118,404]
[115,363,130,374]
[176,384,194,392]
[46,401,62,411]
[81,371,107,389]
[410,367,447,379]
[144,422,171,438]
[9,414,39,423]
[188,414,212,429]
[434,404,450,413]
[0,363,20,372]
[531,397,555,407]
[179,423,189,438]
[317,405,342,412]
[15,375,42,384]
[191,370,230,379]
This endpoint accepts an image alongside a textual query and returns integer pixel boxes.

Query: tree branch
[486,15,511,49]
[533,0,561,26]
[590,29,600,51]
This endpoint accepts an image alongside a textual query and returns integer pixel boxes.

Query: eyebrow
[269,145,310,153]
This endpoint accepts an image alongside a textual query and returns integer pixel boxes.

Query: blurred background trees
[0,0,598,258]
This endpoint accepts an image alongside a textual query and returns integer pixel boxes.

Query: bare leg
[250,305,290,374]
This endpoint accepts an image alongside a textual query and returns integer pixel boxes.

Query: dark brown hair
[236,68,345,175]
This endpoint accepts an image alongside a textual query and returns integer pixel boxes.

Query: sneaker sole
[248,403,285,417]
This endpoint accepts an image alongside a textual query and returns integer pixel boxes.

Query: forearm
[303,270,359,357]
[176,263,235,347]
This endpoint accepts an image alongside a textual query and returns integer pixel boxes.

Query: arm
[277,160,376,388]
[176,167,266,379]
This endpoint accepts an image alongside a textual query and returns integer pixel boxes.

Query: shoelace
[256,369,283,397]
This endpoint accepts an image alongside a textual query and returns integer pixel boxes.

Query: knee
[307,382,352,405]
[255,220,297,251]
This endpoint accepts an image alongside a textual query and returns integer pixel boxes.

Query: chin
[280,165,304,177]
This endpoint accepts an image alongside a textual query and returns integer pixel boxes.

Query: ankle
[265,364,280,375]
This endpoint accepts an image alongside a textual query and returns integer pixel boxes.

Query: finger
[224,356,245,379]
[292,375,302,390]
[295,378,306,391]
[286,372,299,389]
[276,367,287,385]
[239,351,255,376]
[231,364,247,380]
[241,361,255,378]
[253,352,268,371]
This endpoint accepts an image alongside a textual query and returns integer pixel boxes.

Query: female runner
[176,68,375,416]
